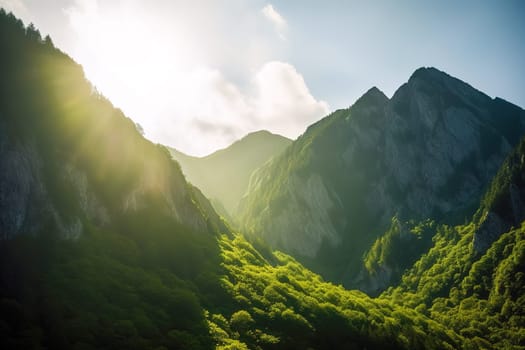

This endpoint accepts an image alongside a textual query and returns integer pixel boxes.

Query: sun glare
[67,3,195,130]
[60,1,329,156]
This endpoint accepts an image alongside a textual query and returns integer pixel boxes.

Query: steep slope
[0,13,226,240]
[362,129,525,296]
[0,10,228,349]
[239,67,525,286]
[360,218,437,295]
[169,130,291,218]
[0,11,471,350]
[381,135,525,348]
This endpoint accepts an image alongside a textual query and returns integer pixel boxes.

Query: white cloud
[262,3,287,40]
[252,61,329,137]
[58,0,326,156]
[152,61,329,156]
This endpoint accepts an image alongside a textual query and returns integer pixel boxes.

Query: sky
[1,0,524,156]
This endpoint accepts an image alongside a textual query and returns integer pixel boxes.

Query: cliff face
[0,126,227,240]
[0,125,48,239]
[473,137,525,253]
[239,67,525,285]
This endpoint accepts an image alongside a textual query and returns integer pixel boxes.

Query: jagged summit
[407,66,469,91]
[404,66,491,107]
[407,66,472,88]
[239,66,525,289]
[409,66,446,80]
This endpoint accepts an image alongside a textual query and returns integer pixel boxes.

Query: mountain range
[0,9,523,349]
[238,67,525,293]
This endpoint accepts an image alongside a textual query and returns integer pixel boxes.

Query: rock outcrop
[0,116,220,239]
[473,139,525,253]
[239,67,525,286]
[0,34,226,240]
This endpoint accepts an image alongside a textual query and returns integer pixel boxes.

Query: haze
[2,0,524,156]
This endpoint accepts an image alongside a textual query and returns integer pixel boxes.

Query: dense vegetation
[382,222,524,349]
[213,235,464,349]
[0,9,225,349]
[359,218,436,294]
[0,9,523,349]
[238,65,525,291]
[0,218,223,349]
[382,137,525,349]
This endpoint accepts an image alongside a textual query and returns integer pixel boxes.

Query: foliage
[474,135,525,226]
[0,9,523,350]
[382,223,525,349]
[211,235,463,349]
[381,138,525,348]
[361,217,436,292]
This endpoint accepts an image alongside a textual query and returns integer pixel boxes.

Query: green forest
[0,9,524,350]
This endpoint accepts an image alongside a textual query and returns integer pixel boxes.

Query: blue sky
[277,1,525,108]
[1,0,524,155]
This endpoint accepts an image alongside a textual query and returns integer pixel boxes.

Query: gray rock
[473,211,507,253]
[239,67,525,286]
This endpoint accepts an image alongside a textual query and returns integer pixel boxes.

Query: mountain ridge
[169,129,291,218]
[238,66,525,289]
[379,135,525,348]
[1,10,523,349]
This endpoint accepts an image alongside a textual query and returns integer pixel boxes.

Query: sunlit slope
[0,11,467,350]
[211,235,465,349]
[239,67,525,288]
[169,130,291,218]
[0,10,227,240]
[0,9,227,349]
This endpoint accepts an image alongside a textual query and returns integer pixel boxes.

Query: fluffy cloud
[262,4,287,40]
[59,0,328,156]
[148,62,329,156]
[252,61,329,137]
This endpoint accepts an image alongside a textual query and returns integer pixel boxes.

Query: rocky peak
[408,66,446,81]
[403,66,492,114]
[239,67,525,287]
[407,66,470,90]
[351,86,389,112]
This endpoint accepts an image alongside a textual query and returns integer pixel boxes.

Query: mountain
[169,130,291,218]
[238,67,525,288]
[0,11,475,349]
[0,9,230,349]
[362,131,525,296]
[380,135,525,348]
[0,22,226,240]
